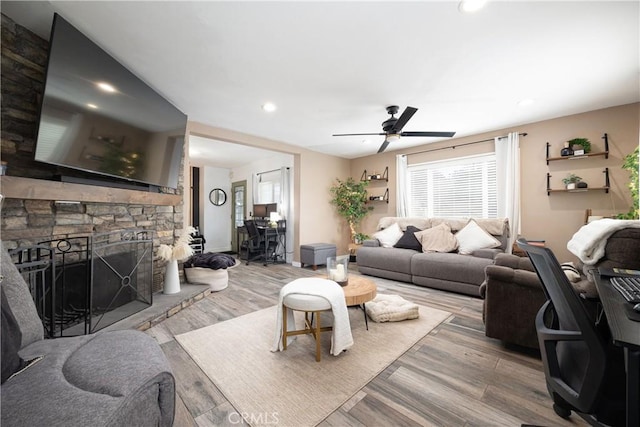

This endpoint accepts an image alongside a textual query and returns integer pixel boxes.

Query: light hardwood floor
[146,262,588,427]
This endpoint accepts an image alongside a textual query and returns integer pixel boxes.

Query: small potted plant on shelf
[567,137,591,154]
[562,173,583,190]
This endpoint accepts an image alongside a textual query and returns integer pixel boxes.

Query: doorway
[231,180,247,253]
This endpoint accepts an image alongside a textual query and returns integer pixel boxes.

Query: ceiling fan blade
[400,131,456,138]
[332,132,386,137]
[389,106,417,133]
[377,139,391,153]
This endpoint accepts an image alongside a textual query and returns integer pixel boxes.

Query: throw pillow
[1,286,26,384]
[414,223,458,253]
[393,225,423,251]
[373,222,403,248]
[455,219,501,255]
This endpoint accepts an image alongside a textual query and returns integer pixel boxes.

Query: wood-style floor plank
[145,262,588,427]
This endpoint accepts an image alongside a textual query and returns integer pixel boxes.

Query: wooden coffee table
[341,275,377,329]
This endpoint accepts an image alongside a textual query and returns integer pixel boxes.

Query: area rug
[175,303,451,427]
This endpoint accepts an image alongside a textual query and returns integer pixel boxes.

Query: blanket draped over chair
[567,219,640,265]
[271,278,353,356]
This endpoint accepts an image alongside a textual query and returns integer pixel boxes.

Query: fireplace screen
[11,230,153,337]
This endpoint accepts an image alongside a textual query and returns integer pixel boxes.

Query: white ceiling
[3,1,639,166]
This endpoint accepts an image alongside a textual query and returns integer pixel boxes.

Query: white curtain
[396,154,409,217]
[252,173,259,204]
[279,167,292,262]
[495,132,521,254]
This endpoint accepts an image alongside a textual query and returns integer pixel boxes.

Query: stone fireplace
[0,13,186,301]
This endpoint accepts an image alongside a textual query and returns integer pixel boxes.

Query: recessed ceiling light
[262,102,277,112]
[86,103,98,109]
[517,98,535,107]
[458,0,487,13]
[96,82,116,93]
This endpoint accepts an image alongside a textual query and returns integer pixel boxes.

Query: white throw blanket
[271,278,353,356]
[567,219,640,265]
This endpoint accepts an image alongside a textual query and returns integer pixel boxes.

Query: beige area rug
[175,303,451,427]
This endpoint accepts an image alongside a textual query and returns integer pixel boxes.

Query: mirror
[209,188,227,206]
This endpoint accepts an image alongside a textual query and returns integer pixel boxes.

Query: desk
[257,225,286,264]
[594,273,640,427]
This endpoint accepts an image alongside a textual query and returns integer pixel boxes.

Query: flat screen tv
[34,14,187,189]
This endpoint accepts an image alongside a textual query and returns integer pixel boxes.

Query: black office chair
[516,238,625,426]
[242,220,277,266]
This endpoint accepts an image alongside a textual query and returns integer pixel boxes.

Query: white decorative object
[372,222,403,247]
[163,259,180,294]
[158,226,197,295]
[455,219,501,255]
[327,255,349,286]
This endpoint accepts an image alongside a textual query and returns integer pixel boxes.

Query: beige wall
[351,103,639,262]
[185,121,352,262]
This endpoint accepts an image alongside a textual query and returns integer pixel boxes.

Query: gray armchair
[1,243,176,427]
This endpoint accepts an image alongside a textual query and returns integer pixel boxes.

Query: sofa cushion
[0,244,44,348]
[1,287,25,384]
[357,246,415,274]
[393,225,422,251]
[411,252,493,286]
[415,223,458,253]
[455,219,501,255]
[373,222,403,247]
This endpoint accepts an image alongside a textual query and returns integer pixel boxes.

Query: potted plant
[562,173,582,190]
[354,232,370,245]
[617,146,639,219]
[329,177,373,243]
[567,138,591,154]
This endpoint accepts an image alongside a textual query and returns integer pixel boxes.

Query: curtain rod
[257,168,282,175]
[404,132,527,157]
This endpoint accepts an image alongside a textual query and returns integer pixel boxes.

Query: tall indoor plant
[330,177,373,243]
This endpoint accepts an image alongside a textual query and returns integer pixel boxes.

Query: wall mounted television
[34,14,187,190]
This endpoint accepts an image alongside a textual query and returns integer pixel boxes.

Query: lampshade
[270,212,281,222]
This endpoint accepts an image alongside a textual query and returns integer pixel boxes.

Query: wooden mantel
[0,176,182,206]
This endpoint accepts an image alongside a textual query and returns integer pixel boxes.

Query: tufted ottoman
[365,294,420,323]
[183,253,238,291]
[300,243,336,270]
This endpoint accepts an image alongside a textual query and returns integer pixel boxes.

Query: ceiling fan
[333,105,456,153]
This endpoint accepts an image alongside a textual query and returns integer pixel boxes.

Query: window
[406,153,497,218]
[255,170,281,204]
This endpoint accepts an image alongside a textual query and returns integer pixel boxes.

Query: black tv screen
[34,14,187,189]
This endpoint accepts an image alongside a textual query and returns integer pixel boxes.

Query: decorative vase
[560,142,573,157]
[327,255,349,286]
[163,259,181,294]
[566,183,576,190]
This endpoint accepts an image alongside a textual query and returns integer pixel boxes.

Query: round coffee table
[341,275,377,329]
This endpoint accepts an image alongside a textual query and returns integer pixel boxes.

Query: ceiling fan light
[386,134,401,142]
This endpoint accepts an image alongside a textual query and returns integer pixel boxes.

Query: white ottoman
[184,259,238,291]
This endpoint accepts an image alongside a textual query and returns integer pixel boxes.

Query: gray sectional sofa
[357,217,510,297]
[1,244,176,427]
